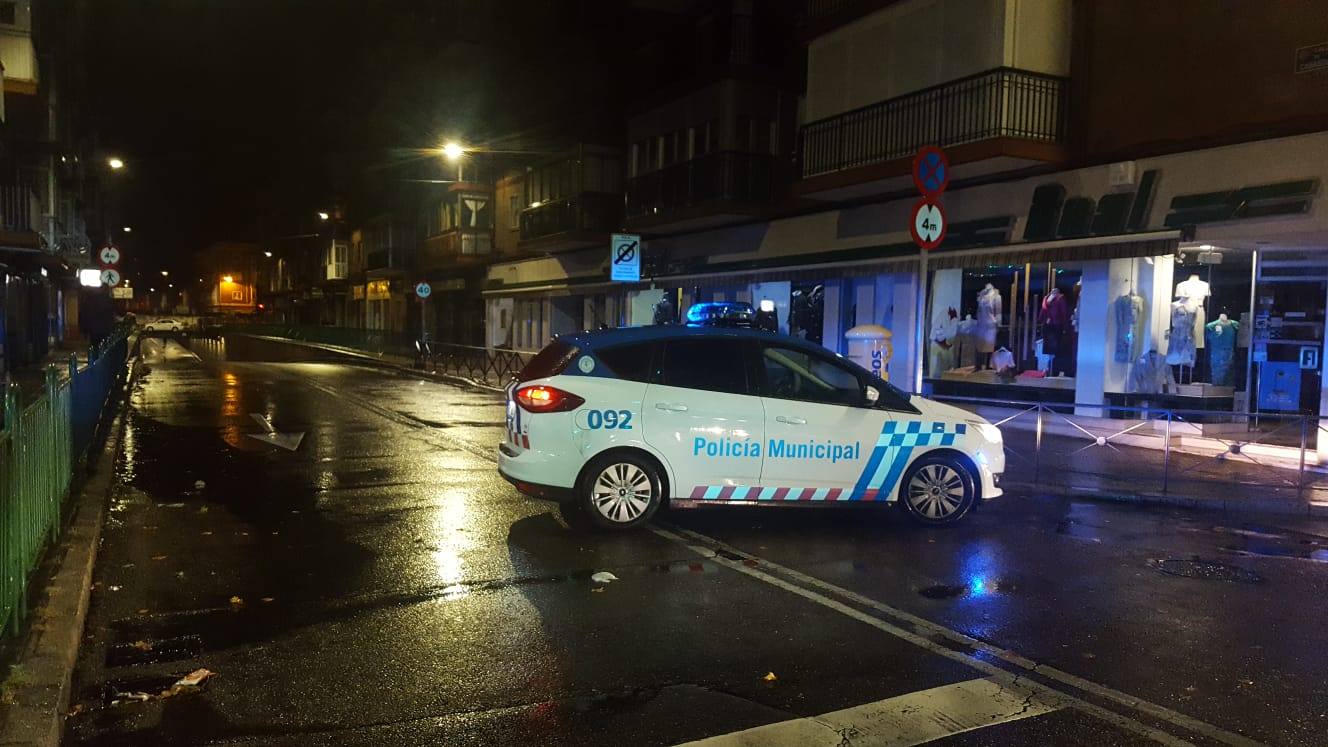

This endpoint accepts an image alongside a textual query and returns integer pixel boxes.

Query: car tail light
[515,385,584,413]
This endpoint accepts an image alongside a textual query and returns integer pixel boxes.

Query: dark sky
[84,0,648,274]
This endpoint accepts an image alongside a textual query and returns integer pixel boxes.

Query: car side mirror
[863,385,880,406]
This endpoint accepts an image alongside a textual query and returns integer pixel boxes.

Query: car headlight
[966,419,1003,444]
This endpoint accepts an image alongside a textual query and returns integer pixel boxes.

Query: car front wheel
[576,452,663,531]
[898,454,977,525]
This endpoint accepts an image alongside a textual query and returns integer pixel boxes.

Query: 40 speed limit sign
[910,198,947,250]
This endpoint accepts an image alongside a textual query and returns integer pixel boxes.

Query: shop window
[789,283,824,344]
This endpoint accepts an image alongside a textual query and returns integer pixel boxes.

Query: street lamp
[317,211,330,221]
[441,142,465,161]
[160,270,169,277]
[122,226,132,233]
[108,157,125,170]
[264,251,273,258]
[223,275,234,283]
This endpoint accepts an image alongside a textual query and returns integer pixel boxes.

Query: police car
[498,325,1003,530]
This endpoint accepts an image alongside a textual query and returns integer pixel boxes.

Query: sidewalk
[5,340,91,406]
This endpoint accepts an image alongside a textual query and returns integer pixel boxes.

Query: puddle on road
[106,634,204,667]
[918,579,1015,600]
[1148,557,1263,583]
[1222,544,1328,563]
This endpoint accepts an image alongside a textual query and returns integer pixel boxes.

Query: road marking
[678,677,1058,747]
[663,526,1264,747]
[655,526,1265,747]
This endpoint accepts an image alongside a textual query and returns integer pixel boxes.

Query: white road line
[677,677,1059,747]
[662,526,1265,747]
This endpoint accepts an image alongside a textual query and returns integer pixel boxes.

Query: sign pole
[908,146,949,393]
[914,247,927,393]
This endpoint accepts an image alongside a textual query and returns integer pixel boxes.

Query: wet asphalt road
[66,338,1328,746]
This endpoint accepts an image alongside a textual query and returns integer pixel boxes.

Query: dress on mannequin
[1204,314,1240,386]
[1130,350,1173,394]
[1039,288,1068,355]
[1175,274,1210,350]
[1114,292,1146,363]
[955,314,977,369]
[975,284,1001,359]
[1166,300,1197,366]
[928,309,958,374]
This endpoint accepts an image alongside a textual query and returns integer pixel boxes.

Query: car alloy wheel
[591,462,654,524]
[900,455,975,526]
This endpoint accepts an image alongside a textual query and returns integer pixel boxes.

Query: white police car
[498,326,1003,530]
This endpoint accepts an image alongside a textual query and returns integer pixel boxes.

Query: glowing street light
[263,251,273,258]
[222,275,234,283]
[160,270,169,277]
[441,142,465,161]
[122,226,132,233]
[107,157,125,170]
[317,211,330,221]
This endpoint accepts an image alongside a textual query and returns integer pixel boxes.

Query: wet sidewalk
[5,340,92,405]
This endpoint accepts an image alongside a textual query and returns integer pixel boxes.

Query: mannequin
[975,284,1002,368]
[1166,298,1197,366]
[955,313,978,369]
[1204,312,1240,386]
[1040,287,1070,375]
[928,307,958,374]
[1175,274,1210,350]
[1130,350,1174,394]
[1114,290,1146,363]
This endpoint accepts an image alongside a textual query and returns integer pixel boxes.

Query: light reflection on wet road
[66,339,1328,745]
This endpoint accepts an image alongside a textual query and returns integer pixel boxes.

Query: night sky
[84,0,650,276]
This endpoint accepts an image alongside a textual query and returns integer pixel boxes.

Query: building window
[692,121,718,158]
[0,3,16,25]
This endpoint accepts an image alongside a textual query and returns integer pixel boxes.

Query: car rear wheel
[576,452,663,531]
[898,454,977,526]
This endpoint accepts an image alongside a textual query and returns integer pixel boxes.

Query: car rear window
[516,339,579,382]
[592,343,654,382]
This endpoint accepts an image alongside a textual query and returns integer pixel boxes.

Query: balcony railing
[626,151,776,219]
[0,183,41,233]
[799,67,1067,179]
[419,230,492,270]
[519,192,623,243]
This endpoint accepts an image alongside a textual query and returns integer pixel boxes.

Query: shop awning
[924,230,1181,270]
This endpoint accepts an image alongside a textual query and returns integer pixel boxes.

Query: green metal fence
[0,332,128,636]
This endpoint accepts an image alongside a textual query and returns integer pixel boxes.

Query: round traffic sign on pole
[415,281,432,299]
[98,245,121,266]
[911,146,950,197]
[100,268,122,287]
[910,199,947,250]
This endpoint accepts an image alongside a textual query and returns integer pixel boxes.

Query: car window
[759,344,864,407]
[517,339,578,382]
[656,338,749,395]
[592,343,654,382]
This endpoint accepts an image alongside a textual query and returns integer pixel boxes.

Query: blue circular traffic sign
[415,282,432,299]
[912,146,949,197]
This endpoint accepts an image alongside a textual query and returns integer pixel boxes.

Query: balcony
[0,183,41,235]
[419,230,492,271]
[518,193,623,253]
[365,250,391,271]
[797,67,1068,199]
[626,151,778,231]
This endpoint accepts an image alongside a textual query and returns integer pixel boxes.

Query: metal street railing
[217,325,535,389]
[931,394,1328,509]
[0,331,128,636]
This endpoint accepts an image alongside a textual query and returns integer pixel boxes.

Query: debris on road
[131,641,153,652]
[590,571,618,584]
[174,669,213,688]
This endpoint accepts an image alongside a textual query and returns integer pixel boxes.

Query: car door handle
[655,403,689,412]
[775,415,807,425]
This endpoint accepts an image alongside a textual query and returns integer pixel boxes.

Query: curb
[0,357,137,747]
[1002,480,1324,518]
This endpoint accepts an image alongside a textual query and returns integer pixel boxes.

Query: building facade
[478,0,1328,451]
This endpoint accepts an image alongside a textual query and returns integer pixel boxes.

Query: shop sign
[352,285,365,300]
[111,287,133,300]
[1163,179,1319,228]
[366,279,391,300]
[1295,42,1328,74]
[1024,170,1159,241]
[1300,346,1320,370]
